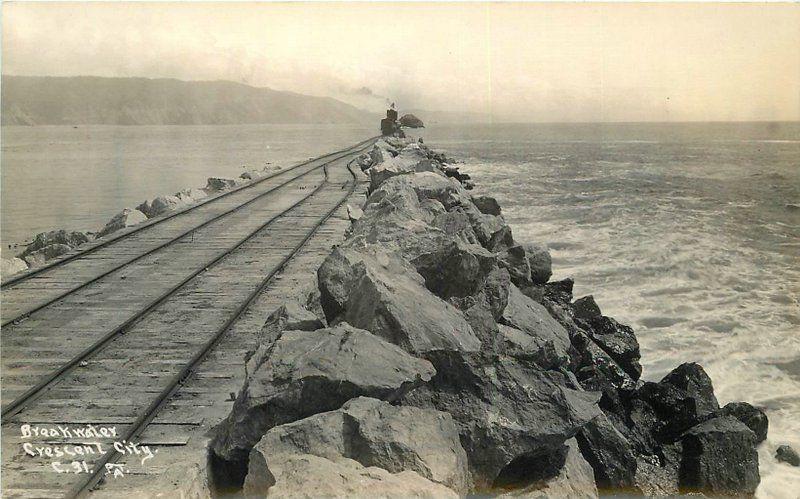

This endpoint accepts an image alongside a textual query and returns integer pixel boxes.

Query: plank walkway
[0,139,372,498]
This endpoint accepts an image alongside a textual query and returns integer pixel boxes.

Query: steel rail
[0,138,376,328]
[1,136,377,290]
[0,144,370,420]
[69,154,361,499]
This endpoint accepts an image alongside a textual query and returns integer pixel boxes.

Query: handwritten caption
[20,424,158,478]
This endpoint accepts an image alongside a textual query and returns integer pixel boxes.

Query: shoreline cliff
[205,136,771,497]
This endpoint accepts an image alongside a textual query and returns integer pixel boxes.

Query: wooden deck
[0,139,373,498]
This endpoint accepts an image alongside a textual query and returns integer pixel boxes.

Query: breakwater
[205,136,776,497]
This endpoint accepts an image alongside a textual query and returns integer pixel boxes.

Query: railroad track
[0,139,372,498]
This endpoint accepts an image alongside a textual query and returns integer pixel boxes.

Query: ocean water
[1,124,372,254]
[416,122,800,498]
[1,122,798,495]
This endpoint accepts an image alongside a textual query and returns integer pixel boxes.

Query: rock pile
[207,138,768,497]
[399,113,425,128]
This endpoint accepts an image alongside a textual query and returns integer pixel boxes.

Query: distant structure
[380,103,403,137]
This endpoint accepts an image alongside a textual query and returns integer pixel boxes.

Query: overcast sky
[3,2,799,122]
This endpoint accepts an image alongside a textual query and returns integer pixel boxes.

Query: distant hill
[1,75,374,126]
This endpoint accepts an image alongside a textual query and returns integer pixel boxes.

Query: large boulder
[21,243,72,267]
[136,195,185,219]
[20,229,89,257]
[96,208,148,238]
[410,238,498,300]
[679,416,760,495]
[245,397,469,494]
[211,323,435,468]
[1,257,28,278]
[405,353,601,486]
[576,413,639,493]
[368,147,440,193]
[712,402,768,444]
[205,177,237,192]
[175,188,208,203]
[522,243,552,284]
[471,195,502,216]
[498,438,597,498]
[399,113,425,128]
[257,302,324,344]
[245,454,457,498]
[500,284,572,363]
[335,249,482,355]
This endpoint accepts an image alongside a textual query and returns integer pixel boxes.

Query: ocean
[2,122,799,495]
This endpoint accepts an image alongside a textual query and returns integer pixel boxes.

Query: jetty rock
[210,138,768,498]
[136,194,186,219]
[96,207,148,238]
[20,229,90,258]
[174,187,208,203]
[776,445,800,467]
[210,322,435,473]
[1,257,28,278]
[400,113,425,128]
[205,177,238,192]
[21,243,72,267]
[244,397,470,495]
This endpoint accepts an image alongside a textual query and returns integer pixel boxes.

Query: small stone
[776,445,800,467]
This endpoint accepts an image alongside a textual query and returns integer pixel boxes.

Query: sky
[2,2,799,122]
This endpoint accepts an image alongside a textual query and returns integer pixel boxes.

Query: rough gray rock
[712,401,768,444]
[174,187,208,203]
[497,325,564,370]
[346,204,363,222]
[256,302,324,344]
[1,257,28,278]
[96,208,148,238]
[679,416,760,496]
[339,249,482,355]
[497,438,597,498]
[523,244,552,284]
[500,284,572,363]
[136,195,185,218]
[471,195,502,216]
[498,245,533,287]
[245,454,457,498]
[22,243,72,267]
[576,413,640,493]
[368,147,439,193]
[211,323,435,466]
[20,229,90,257]
[583,315,642,380]
[775,445,800,466]
[410,238,498,300]
[245,397,469,494]
[206,177,237,192]
[405,353,601,486]
[399,113,425,128]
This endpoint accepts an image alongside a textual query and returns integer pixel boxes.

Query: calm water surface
[2,122,798,496]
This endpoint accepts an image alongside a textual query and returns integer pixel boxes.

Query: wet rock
[405,353,601,486]
[399,113,425,128]
[136,195,185,218]
[500,284,572,363]
[544,278,574,306]
[521,243,552,285]
[579,314,642,381]
[96,208,148,238]
[20,229,89,257]
[576,413,640,492]
[211,323,435,466]
[661,362,719,416]
[1,257,28,278]
[245,397,469,494]
[679,416,759,496]
[22,243,72,267]
[206,177,237,192]
[713,402,768,444]
[573,295,602,322]
[497,438,597,498]
[245,454,457,498]
[471,195,502,216]
[775,445,800,466]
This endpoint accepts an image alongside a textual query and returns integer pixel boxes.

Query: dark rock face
[713,401,768,444]
[576,414,639,492]
[523,243,552,284]
[205,177,237,192]
[210,323,435,466]
[404,352,601,488]
[21,243,72,267]
[679,416,760,496]
[21,229,89,257]
[776,445,800,467]
[471,195,502,216]
[399,113,425,128]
